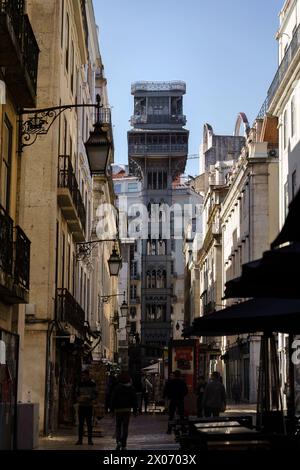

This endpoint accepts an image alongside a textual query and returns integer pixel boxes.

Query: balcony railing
[14,226,30,290]
[258,22,300,118]
[0,0,24,41]
[56,288,85,333]
[0,204,13,275]
[131,114,186,126]
[57,155,86,235]
[0,1,39,106]
[22,14,39,92]
[0,204,30,298]
[128,143,188,155]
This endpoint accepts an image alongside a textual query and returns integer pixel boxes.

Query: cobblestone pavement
[38,404,257,451]
[38,413,179,451]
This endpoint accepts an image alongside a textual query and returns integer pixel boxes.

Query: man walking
[110,371,138,450]
[76,369,97,445]
[163,370,188,433]
[141,373,153,413]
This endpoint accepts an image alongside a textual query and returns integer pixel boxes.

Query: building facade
[0,0,39,449]
[127,81,189,366]
[220,116,279,403]
[17,0,117,433]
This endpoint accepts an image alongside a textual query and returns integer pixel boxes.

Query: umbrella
[186,298,300,336]
[271,189,300,249]
[224,242,300,299]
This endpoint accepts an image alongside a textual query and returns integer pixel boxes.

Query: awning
[186,298,300,336]
[224,242,300,299]
[271,189,300,248]
[142,362,160,373]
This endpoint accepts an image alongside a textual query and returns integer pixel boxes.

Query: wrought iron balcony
[0,1,39,107]
[0,204,30,303]
[56,288,86,334]
[14,225,30,290]
[57,155,86,241]
[128,143,188,155]
[0,204,13,276]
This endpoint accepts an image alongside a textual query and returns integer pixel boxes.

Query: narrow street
[38,404,256,451]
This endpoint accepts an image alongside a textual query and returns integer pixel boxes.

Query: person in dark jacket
[110,371,138,450]
[203,371,226,417]
[75,369,97,445]
[163,370,188,433]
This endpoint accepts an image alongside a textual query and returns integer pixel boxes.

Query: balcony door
[0,116,13,212]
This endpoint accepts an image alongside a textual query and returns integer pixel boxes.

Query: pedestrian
[163,370,188,433]
[110,371,138,451]
[141,373,153,413]
[202,371,226,418]
[232,380,242,404]
[75,369,98,445]
[196,375,207,417]
[105,372,117,413]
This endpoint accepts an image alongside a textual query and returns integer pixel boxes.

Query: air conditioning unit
[25,304,36,316]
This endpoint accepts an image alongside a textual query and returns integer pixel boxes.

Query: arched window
[151,270,156,288]
[146,271,151,288]
[158,240,166,255]
[162,270,167,288]
[157,270,162,288]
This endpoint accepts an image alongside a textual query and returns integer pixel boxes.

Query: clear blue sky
[94,0,283,176]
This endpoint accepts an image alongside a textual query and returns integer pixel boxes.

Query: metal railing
[22,14,39,91]
[56,288,85,333]
[128,143,188,154]
[257,22,300,118]
[57,155,86,233]
[0,2,39,94]
[131,114,186,126]
[0,0,24,42]
[14,225,30,290]
[0,204,30,290]
[0,204,13,275]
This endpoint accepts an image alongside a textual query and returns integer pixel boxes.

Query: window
[65,13,69,71]
[60,0,64,48]
[130,307,136,318]
[130,285,137,300]
[283,110,288,149]
[130,322,136,333]
[114,183,121,194]
[146,304,166,322]
[292,170,297,199]
[128,182,138,192]
[130,261,137,277]
[70,40,74,93]
[147,170,168,190]
[1,116,12,211]
[291,96,296,137]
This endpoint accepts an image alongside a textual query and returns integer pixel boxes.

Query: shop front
[0,328,19,449]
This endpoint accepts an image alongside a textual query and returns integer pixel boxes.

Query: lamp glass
[107,248,122,276]
[85,124,110,174]
[120,301,128,317]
